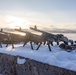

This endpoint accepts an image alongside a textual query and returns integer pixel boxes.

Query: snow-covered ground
[0,43,76,71]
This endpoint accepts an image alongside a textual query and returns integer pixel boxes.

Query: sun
[5,15,30,29]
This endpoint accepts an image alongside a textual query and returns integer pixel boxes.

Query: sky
[0,0,76,29]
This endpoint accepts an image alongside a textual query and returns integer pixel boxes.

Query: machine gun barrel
[0,30,22,36]
[15,29,30,33]
[30,27,53,35]
[30,27,45,33]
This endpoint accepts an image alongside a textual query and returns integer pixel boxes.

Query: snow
[0,43,76,71]
[17,57,26,64]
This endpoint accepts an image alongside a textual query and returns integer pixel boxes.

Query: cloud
[23,11,54,25]
[0,9,76,30]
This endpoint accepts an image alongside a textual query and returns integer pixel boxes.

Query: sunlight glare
[5,15,30,29]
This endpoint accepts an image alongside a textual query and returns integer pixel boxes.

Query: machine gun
[0,30,24,48]
[15,29,40,50]
[15,29,52,51]
[30,27,69,45]
[0,32,9,48]
[30,27,60,45]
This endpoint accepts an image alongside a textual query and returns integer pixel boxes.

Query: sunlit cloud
[0,10,54,29]
[0,0,76,30]
[23,11,54,25]
[3,15,31,29]
[0,9,76,30]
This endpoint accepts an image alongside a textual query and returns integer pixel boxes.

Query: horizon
[0,0,76,29]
